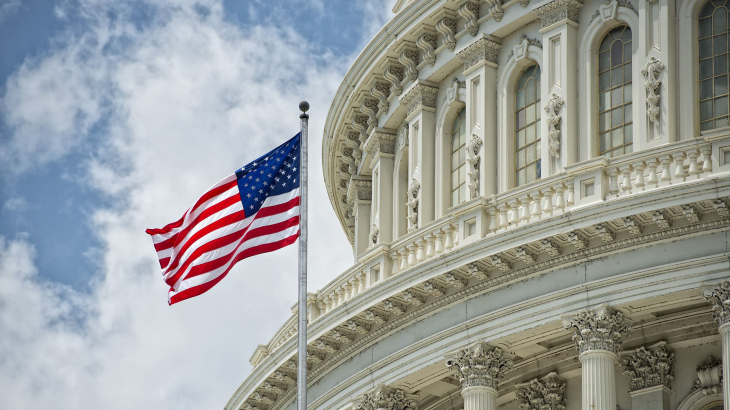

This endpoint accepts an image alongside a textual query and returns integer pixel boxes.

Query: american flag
[146,134,301,305]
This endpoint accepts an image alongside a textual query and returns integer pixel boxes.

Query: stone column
[532,0,582,175]
[363,128,396,247]
[399,80,438,229]
[354,384,419,410]
[619,341,674,410]
[445,342,514,410]
[562,304,632,410]
[703,279,730,410]
[348,176,372,259]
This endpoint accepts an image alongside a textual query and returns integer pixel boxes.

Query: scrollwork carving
[544,93,564,158]
[436,16,457,51]
[406,178,421,232]
[641,57,665,123]
[467,134,482,199]
[458,1,480,37]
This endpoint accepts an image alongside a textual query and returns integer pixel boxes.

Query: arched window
[598,25,632,158]
[700,0,730,131]
[451,107,467,207]
[515,64,541,187]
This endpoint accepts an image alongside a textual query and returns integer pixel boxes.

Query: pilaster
[703,279,730,410]
[348,176,372,259]
[563,304,631,410]
[456,34,502,198]
[533,0,582,174]
[364,128,397,246]
[399,81,438,228]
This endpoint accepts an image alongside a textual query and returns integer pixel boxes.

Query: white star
[247,194,251,198]
[282,182,286,187]
[244,183,248,187]
[250,205,254,209]
[293,167,297,172]
[293,156,297,160]
[287,175,291,179]
[256,178,260,182]
[259,189,263,193]
[267,173,272,177]
[275,177,280,181]
[260,170,264,174]
[255,197,259,201]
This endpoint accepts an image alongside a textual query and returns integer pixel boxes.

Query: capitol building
[226,0,730,410]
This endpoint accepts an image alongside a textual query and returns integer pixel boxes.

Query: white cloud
[0,1,357,409]
[3,196,28,212]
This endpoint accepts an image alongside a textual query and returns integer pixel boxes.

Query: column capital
[347,176,372,205]
[703,279,730,329]
[354,384,419,410]
[399,80,438,119]
[456,34,502,74]
[516,372,566,410]
[364,128,397,158]
[619,341,674,392]
[562,304,632,355]
[694,356,722,395]
[445,342,515,390]
[531,0,583,30]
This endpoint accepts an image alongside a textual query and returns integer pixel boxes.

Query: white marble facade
[226,1,730,410]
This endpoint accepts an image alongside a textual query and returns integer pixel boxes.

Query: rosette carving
[562,304,631,354]
[445,342,515,389]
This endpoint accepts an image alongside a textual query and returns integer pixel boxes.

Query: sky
[0,0,393,408]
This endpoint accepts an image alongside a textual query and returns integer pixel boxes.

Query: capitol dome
[226,1,730,410]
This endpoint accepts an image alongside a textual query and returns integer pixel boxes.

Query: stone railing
[251,137,721,369]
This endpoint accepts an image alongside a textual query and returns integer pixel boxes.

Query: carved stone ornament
[415,26,438,67]
[693,356,723,395]
[369,224,379,248]
[532,0,584,29]
[347,177,373,205]
[371,81,391,117]
[562,304,632,355]
[399,82,439,117]
[445,342,515,390]
[458,37,502,72]
[352,114,370,143]
[544,94,564,158]
[361,98,379,130]
[354,384,419,410]
[703,279,730,327]
[397,42,420,82]
[406,178,421,232]
[590,0,638,24]
[619,342,674,391]
[642,57,665,123]
[484,0,505,22]
[515,372,567,410]
[567,230,588,249]
[445,77,465,106]
[435,14,458,52]
[467,134,483,199]
[458,1,480,37]
[509,34,543,62]
[714,198,730,217]
[364,129,397,158]
[383,62,405,97]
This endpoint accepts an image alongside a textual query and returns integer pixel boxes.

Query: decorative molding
[403,289,427,306]
[589,0,638,24]
[562,303,631,355]
[516,372,567,410]
[623,216,643,236]
[399,82,439,117]
[383,59,405,97]
[458,1,480,37]
[642,57,665,123]
[397,41,420,82]
[371,81,392,117]
[467,263,488,279]
[383,299,408,315]
[364,309,388,324]
[693,356,723,395]
[652,210,672,229]
[414,25,438,67]
[541,239,562,256]
[619,341,674,391]
[467,134,483,199]
[406,178,421,232]
[491,255,512,272]
[445,342,515,389]
[704,279,730,327]
[347,177,373,204]
[594,223,615,242]
[423,280,446,296]
[682,204,702,223]
[485,0,505,22]
[457,36,502,72]
[445,77,465,106]
[435,10,458,51]
[346,319,371,334]
[714,198,730,217]
[444,271,468,288]
[532,0,584,29]
[355,385,419,410]
[544,93,564,158]
[360,97,379,132]
[516,246,537,264]
[352,114,370,143]
[509,34,543,61]
[364,128,397,157]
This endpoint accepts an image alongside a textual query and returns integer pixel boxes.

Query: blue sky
[0,1,392,408]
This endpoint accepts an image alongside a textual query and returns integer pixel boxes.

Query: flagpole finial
[299,101,310,119]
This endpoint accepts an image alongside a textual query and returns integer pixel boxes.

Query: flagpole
[297,101,309,410]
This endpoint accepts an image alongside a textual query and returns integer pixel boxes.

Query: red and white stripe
[146,175,300,305]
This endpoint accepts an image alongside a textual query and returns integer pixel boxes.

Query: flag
[146,134,301,305]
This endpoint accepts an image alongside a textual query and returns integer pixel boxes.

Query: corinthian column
[562,304,632,410]
[445,342,514,410]
[703,279,730,410]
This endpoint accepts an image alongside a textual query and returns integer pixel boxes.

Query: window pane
[518,169,526,186]
[599,91,611,111]
[623,42,632,62]
[526,79,536,104]
[612,107,623,127]
[517,150,526,168]
[613,148,624,157]
[600,35,612,51]
[715,8,728,35]
[599,112,611,131]
[702,78,714,100]
[701,38,713,58]
[611,40,623,66]
[517,73,527,90]
[718,116,730,127]
[624,83,632,103]
[526,124,536,143]
[518,129,526,148]
[624,103,633,123]
[452,133,459,152]
[612,67,623,87]
[717,74,729,95]
[702,120,714,130]
[517,109,526,129]
[599,132,609,153]
[701,3,714,19]
[536,158,542,179]
[460,145,465,163]
[536,104,541,120]
[612,127,624,147]
[452,190,458,206]
[527,144,536,163]
[599,51,610,72]
[517,89,526,109]
[536,120,541,140]
[526,163,536,183]
[716,34,728,55]
[716,54,728,74]
[526,103,535,124]
[622,26,632,41]
[452,151,459,170]
[536,140,541,157]
[611,87,623,107]
[701,16,713,37]
[715,95,729,116]
[599,71,610,91]
[624,62,632,83]
[624,124,633,144]
[701,99,714,120]
[701,59,714,79]
[624,143,633,154]
[536,80,541,100]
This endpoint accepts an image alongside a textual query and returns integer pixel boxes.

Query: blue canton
[235,133,301,217]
